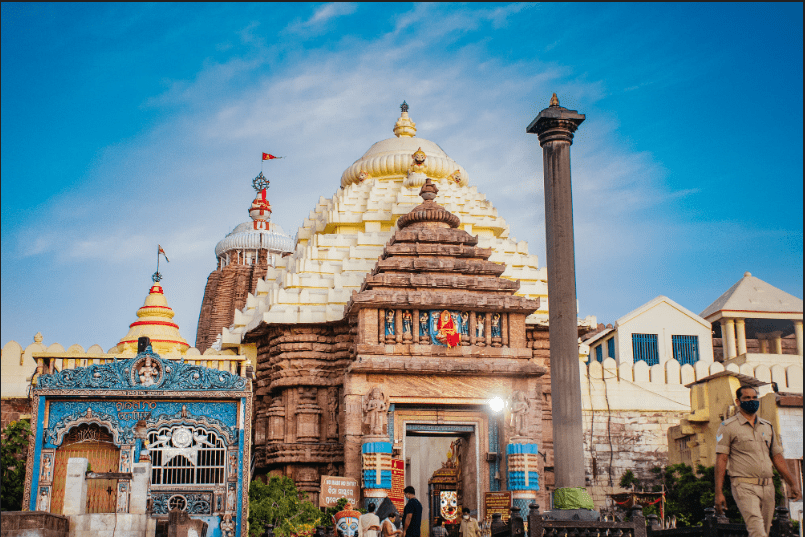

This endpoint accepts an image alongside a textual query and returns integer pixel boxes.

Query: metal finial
[152,272,162,283]
[550,93,559,106]
[252,171,270,192]
[400,101,409,113]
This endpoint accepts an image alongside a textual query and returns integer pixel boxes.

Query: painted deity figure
[419,312,430,337]
[476,315,485,338]
[226,483,236,512]
[138,356,159,386]
[436,310,460,348]
[440,490,458,522]
[120,450,130,472]
[385,309,395,337]
[117,484,128,513]
[333,503,362,537]
[409,147,427,175]
[228,453,238,476]
[41,454,53,481]
[38,487,50,511]
[460,312,470,335]
[491,313,502,337]
[362,387,388,436]
[510,391,530,436]
[402,310,412,335]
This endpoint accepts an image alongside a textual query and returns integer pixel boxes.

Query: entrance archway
[51,423,119,514]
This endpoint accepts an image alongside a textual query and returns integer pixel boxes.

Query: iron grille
[672,335,699,365]
[149,426,226,485]
[632,333,659,366]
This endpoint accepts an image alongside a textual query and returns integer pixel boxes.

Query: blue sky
[2,3,803,350]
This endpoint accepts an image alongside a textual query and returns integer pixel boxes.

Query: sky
[2,3,803,351]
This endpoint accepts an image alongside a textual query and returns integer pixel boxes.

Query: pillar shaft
[527,96,585,489]
[721,319,737,360]
[794,321,803,357]
[735,318,747,356]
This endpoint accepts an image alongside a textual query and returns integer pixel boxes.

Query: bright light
[489,397,505,413]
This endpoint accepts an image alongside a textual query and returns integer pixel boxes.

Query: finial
[550,93,559,106]
[419,178,438,201]
[394,102,417,137]
[252,171,270,192]
[152,272,162,283]
[34,332,43,344]
[744,271,752,278]
[400,101,409,113]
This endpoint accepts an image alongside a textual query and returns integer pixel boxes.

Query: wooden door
[50,424,119,514]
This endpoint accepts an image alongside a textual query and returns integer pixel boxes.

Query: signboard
[319,475,360,508]
[389,459,405,513]
[484,491,511,521]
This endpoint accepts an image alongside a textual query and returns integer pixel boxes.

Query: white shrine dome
[214,221,295,259]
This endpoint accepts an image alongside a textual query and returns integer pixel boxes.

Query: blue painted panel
[362,442,392,454]
[506,444,539,454]
[30,398,46,511]
[362,470,392,489]
[196,516,221,537]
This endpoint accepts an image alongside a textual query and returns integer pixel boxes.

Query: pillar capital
[527,95,585,146]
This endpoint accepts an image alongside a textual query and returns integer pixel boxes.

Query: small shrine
[22,275,253,537]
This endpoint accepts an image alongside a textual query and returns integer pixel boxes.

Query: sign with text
[484,491,511,521]
[389,459,405,513]
[319,476,359,508]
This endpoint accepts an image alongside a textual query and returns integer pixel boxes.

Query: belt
[733,477,773,486]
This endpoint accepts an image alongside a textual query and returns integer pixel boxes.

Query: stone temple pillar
[527,94,586,490]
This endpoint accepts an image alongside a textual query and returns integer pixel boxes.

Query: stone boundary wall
[0,512,68,537]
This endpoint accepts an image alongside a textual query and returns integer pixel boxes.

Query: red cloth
[262,152,278,160]
[437,312,460,348]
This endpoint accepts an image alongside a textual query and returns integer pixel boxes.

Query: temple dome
[214,222,295,259]
[111,278,190,355]
[340,106,468,188]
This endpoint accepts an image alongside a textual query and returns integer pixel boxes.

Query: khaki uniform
[716,413,784,537]
[459,517,482,537]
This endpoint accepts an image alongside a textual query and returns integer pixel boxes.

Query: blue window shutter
[607,338,615,359]
[595,345,603,363]
[632,333,659,366]
[672,335,699,365]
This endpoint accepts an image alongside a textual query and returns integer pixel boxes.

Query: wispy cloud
[287,2,358,33]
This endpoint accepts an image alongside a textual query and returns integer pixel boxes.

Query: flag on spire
[262,153,283,160]
[158,245,170,262]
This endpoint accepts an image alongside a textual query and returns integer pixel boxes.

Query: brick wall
[1,397,31,430]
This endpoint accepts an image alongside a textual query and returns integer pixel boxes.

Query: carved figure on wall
[358,170,370,183]
[117,483,128,513]
[120,450,130,472]
[402,311,412,335]
[137,356,160,386]
[491,313,502,337]
[436,310,460,348]
[409,147,427,174]
[38,487,50,512]
[327,389,339,439]
[41,454,53,481]
[362,387,388,436]
[460,312,470,335]
[510,391,531,437]
[226,483,236,512]
[419,312,429,337]
[449,169,462,185]
[228,453,238,476]
[385,309,395,337]
[476,315,485,338]
[220,514,235,537]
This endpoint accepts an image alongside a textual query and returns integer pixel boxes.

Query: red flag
[262,153,281,160]
[158,245,170,262]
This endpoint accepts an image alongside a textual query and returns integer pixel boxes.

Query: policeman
[715,385,802,537]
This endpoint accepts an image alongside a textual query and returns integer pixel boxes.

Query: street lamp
[489,397,505,413]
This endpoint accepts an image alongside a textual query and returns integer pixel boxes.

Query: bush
[247,477,322,537]
[651,464,741,526]
[1,420,31,511]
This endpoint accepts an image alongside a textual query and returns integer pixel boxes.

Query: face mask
[463,515,469,520]
[740,400,760,414]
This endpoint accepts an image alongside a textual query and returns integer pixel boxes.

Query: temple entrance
[51,424,119,514]
[405,424,479,536]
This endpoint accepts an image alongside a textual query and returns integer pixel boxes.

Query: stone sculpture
[362,387,388,436]
[220,514,235,537]
[385,309,395,338]
[419,312,429,337]
[510,391,530,437]
[436,310,460,348]
[327,388,339,439]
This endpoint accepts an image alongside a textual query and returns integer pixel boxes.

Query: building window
[672,335,700,365]
[149,425,226,485]
[632,333,659,365]
[595,345,603,362]
[607,338,615,359]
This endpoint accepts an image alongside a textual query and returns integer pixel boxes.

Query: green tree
[651,464,741,526]
[1,420,32,511]
[247,477,322,537]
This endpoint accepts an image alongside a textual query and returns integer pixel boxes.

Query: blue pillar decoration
[489,417,500,491]
[506,443,539,491]
[387,404,395,443]
[361,442,392,489]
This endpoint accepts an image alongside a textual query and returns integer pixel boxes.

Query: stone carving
[228,452,238,477]
[296,387,321,442]
[326,388,339,440]
[41,454,53,482]
[491,313,502,347]
[384,309,395,341]
[117,483,129,513]
[220,514,235,537]
[38,346,247,391]
[120,449,131,472]
[409,147,427,173]
[449,169,462,185]
[419,312,429,337]
[152,493,212,515]
[402,310,413,341]
[476,314,485,345]
[362,387,388,436]
[510,391,531,437]
[37,487,50,512]
[226,483,236,512]
[357,170,370,183]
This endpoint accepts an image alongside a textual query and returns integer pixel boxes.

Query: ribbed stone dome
[340,107,468,188]
[214,222,295,259]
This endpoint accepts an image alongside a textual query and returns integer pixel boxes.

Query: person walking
[458,508,482,537]
[380,512,402,537]
[359,502,381,537]
[402,486,423,537]
[431,517,448,537]
[715,385,802,537]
